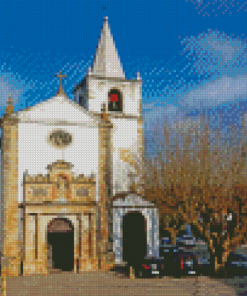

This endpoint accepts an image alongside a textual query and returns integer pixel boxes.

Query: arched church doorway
[122,212,147,265]
[47,218,74,272]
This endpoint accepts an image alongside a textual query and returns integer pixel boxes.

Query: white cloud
[179,75,247,112]
[205,35,243,63]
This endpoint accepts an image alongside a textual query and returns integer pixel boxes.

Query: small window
[49,130,72,148]
[108,89,122,112]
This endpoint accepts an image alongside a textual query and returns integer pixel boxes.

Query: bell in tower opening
[108,89,122,112]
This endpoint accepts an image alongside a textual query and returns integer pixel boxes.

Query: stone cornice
[74,75,142,93]
[17,119,100,127]
[1,112,142,124]
[92,112,142,120]
[19,201,97,207]
[113,205,154,208]
[98,120,113,129]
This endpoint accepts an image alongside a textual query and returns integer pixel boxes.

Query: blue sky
[0,0,246,158]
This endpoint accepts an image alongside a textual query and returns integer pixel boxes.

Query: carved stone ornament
[48,130,72,148]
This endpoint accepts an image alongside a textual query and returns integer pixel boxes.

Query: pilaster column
[24,214,36,275]
[78,214,89,272]
[35,213,45,274]
[1,112,20,278]
[77,212,98,272]
[98,115,114,268]
[90,213,97,258]
[82,214,90,258]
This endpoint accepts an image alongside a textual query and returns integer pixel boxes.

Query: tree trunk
[170,229,177,245]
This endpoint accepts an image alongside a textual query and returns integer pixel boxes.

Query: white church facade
[0,16,159,277]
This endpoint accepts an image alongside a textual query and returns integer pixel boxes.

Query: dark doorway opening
[47,218,74,272]
[123,212,147,266]
[47,231,74,271]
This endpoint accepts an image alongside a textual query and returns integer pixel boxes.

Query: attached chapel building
[1,17,159,277]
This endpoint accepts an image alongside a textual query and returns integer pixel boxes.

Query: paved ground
[3,271,238,296]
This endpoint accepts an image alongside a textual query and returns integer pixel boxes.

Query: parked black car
[196,256,211,276]
[224,252,247,278]
[161,246,198,277]
[172,252,198,277]
[128,257,165,278]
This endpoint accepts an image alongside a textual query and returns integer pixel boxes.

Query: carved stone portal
[22,160,99,276]
[23,160,96,203]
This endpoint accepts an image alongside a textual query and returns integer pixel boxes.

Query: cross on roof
[55,70,67,95]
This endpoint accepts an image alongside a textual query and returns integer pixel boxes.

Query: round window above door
[48,130,73,148]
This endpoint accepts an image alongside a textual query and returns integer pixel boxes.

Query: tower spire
[91,16,125,78]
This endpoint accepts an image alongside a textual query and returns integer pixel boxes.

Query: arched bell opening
[108,89,123,112]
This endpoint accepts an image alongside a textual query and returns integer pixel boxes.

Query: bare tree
[143,112,247,276]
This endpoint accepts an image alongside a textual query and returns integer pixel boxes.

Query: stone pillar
[47,241,53,273]
[23,214,36,275]
[98,112,114,270]
[113,208,125,264]
[41,215,57,275]
[1,109,20,279]
[77,213,97,271]
[90,213,98,270]
[78,214,90,272]
[35,213,45,274]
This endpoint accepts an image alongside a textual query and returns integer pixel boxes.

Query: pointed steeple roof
[91,16,125,79]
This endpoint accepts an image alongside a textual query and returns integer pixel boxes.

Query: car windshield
[236,254,247,260]
[228,254,247,261]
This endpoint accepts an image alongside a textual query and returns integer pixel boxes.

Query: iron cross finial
[55,70,67,95]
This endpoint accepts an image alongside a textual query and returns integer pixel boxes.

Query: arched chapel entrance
[47,218,74,272]
[113,194,159,265]
[123,212,147,265]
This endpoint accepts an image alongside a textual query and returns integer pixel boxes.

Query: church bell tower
[74,16,144,196]
[74,16,142,117]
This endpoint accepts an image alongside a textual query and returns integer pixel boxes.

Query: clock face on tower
[48,130,72,148]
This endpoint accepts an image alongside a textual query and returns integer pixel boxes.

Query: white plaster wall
[18,122,99,203]
[111,118,139,194]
